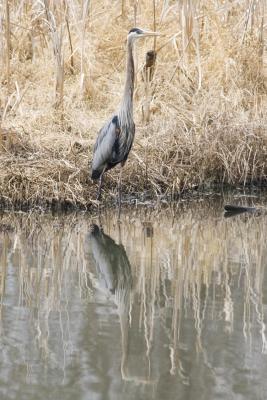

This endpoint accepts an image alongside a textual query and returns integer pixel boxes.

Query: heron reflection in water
[89,224,155,384]
[89,224,132,379]
[89,224,132,297]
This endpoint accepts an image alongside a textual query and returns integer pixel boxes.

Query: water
[0,196,267,400]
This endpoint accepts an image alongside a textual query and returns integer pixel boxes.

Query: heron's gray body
[91,114,135,180]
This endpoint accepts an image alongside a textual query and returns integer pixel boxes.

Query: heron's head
[127,28,160,42]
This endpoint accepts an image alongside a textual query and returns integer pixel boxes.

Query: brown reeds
[44,0,65,111]
[0,0,266,207]
[4,0,11,94]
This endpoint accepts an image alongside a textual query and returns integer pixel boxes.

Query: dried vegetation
[0,0,266,207]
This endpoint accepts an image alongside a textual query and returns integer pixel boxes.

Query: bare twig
[43,0,65,111]
[5,0,11,93]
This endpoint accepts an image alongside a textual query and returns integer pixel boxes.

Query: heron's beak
[142,30,161,37]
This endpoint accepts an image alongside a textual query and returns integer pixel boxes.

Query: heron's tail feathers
[91,169,102,180]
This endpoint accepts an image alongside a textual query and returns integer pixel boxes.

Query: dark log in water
[224,205,257,212]
[223,204,264,218]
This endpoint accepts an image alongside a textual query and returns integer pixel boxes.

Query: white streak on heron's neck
[118,37,134,129]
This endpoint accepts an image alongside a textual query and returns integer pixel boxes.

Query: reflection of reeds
[0,205,266,378]
[105,205,267,374]
[0,212,92,367]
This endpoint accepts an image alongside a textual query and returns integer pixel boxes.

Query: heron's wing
[92,116,120,174]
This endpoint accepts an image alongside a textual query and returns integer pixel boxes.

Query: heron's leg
[97,170,105,200]
[117,166,123,219]
[118,167,122,203]
[97,200,103,227]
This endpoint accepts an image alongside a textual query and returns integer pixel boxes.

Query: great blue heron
[87,223,157,383]
[88,223,132,377]
[88,223,132,297]
[91,28,160,202]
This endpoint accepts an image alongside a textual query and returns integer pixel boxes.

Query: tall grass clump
[0,0,266,206]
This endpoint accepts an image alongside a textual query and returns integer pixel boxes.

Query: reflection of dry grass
[105,204,267,371]
[0,212,93,367]
[0,205,266,375]
[0,1,266,206]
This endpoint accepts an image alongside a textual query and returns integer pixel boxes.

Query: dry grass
[0,0,266,207]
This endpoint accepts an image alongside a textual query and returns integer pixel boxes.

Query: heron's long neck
[119,39,134,127]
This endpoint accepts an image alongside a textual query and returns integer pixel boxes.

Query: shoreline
[0,126,266,212]
[0,182,266,213]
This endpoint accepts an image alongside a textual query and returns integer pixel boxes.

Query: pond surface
[0,194,267,399]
